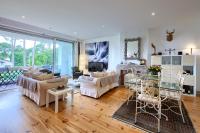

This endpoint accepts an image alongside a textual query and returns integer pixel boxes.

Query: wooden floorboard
[0,87,199,133]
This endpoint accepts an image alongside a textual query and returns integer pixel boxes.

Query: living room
[0,0,200,133]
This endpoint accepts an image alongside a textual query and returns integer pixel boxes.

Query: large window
[0,36,12,67]
[34,40,53,70]
[0,30,74,76]
[25,40,35,66]
[14,39,24,66]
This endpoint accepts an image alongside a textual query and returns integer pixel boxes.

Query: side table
[46,87,74,113]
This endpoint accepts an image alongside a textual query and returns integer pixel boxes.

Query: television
[88,62,104,72]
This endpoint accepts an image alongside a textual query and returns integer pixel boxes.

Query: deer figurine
[166,29,175,42]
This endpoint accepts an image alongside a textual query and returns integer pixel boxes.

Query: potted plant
[148,65,161,75]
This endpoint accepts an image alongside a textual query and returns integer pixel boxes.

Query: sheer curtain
[54,41,74,76]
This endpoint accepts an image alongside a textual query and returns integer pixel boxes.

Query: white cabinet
[151,55,199,96]
[184,75,195,86]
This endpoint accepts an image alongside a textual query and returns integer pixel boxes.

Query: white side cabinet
[151,55,199,96]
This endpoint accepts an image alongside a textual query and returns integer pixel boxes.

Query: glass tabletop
[125,74,159,84]
[125,74,181,91]
[159,82,180,91]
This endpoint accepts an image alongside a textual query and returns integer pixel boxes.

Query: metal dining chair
[135,79,162,132]
[124,72,141,105]
[160,71,185,123]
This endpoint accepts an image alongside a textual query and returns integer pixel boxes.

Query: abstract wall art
[85,41,109,70]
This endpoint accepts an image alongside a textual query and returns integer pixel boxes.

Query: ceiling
[0,0,199,40]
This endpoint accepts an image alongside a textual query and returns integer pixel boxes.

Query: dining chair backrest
[140,79,160,99]
[179,76,184,86]
[127,68,134,74]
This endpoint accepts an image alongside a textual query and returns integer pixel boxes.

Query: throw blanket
[17,76,37,92]
[100,75,118,87]
[79,75,118,88]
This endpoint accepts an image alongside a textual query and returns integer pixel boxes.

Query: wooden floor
[0,87,199,133]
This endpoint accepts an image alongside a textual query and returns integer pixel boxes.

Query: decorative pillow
[47,78,65,83]
[24,72,33,77]
[43,74,53,80]
[32,73,53,81]
[39,69,52,74]
[24,67,40,77]
[91,72,106,78]
[81,76,94,81]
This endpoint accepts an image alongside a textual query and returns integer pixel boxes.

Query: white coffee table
[46,87,74,113]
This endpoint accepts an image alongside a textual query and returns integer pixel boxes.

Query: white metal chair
[135,79,162,132]
[160,71,185,123]
[124,73,141,105]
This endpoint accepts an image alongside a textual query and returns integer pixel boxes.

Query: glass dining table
[125,74,181,92]
[125,74,183,121]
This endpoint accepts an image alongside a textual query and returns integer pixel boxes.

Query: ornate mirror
[124,37,141,60]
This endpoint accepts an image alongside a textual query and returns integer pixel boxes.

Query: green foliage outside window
[0,42,12,62]
[0,41,53,67]
[14,45,24,66]
[34,43,53,66]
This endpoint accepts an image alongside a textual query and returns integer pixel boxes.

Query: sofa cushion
[47,78,65,83]
[32,73,53,81]
[91,72,107,78]
[23,67,40,78]
[81,76,94,81]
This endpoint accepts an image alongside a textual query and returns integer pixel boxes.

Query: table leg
[55,95,58,113]
[46,92,49,108]
[71,89,74,106]
[62,94,65,101]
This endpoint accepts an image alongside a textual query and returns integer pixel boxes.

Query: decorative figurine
[165,48,176,55]
[151,43,157,55]
[166,29,175,42]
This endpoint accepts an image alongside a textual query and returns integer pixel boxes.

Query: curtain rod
[0,24,76,43]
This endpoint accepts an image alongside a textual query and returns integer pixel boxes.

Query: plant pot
[151,71,158,75]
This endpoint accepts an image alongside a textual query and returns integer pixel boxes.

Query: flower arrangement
[148,65,161,75]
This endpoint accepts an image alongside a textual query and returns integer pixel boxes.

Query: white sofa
[79,72,119,98]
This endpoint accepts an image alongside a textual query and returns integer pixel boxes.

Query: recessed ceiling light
[151,12,156,16]
[21,16,26,19]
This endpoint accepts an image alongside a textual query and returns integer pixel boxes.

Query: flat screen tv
[88,62,104,72]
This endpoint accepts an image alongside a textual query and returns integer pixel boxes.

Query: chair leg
[127,88,130,105]
[135,100,138,124]
[179,100,185,123]
[158,105,161,133]
[158,118,160,133]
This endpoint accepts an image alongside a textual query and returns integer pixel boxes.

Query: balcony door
[54,41,74,76]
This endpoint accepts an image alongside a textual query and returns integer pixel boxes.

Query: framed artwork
[85,41,109,70]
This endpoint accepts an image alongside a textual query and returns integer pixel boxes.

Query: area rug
[112,97,196,133]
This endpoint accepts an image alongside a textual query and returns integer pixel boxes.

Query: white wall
[81,30,150,72]
[148,17,200,56]
[81,17,200,71]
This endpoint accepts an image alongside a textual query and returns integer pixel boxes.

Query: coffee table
[46,86,74,113]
